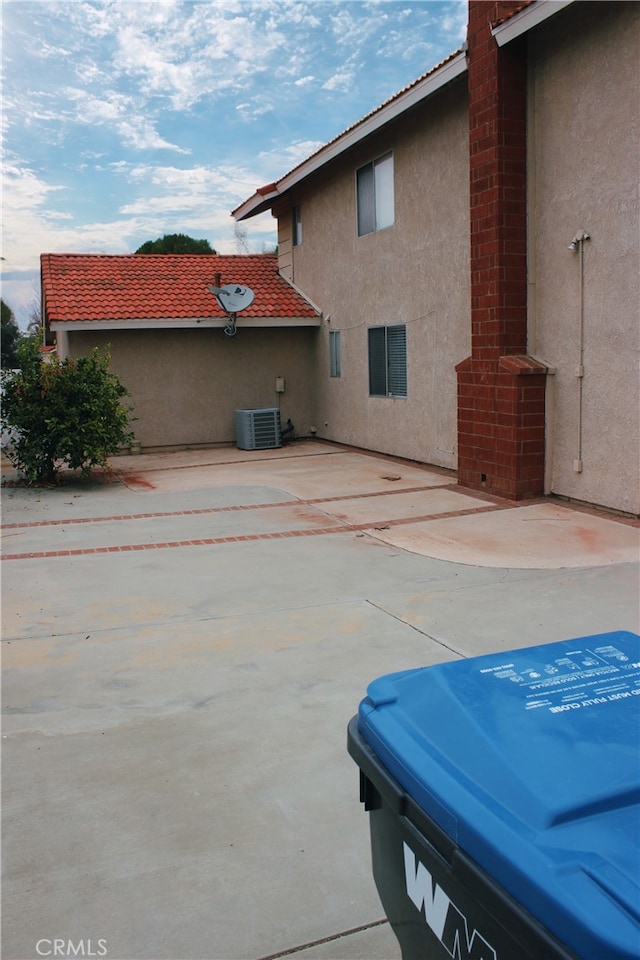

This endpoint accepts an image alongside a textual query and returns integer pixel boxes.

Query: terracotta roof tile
[41,254,319,323]
[492,0,535,28]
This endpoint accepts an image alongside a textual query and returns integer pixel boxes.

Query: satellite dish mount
[207,282,255,338]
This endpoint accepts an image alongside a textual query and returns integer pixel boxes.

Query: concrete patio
[2,441,639,960]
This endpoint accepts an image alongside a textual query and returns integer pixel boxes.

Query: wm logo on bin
[404,842,497,960]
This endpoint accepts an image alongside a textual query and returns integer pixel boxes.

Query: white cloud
[257,141,325,179]
[268,2,321,30]
[120,120,190,154]
[74,61,109,85]
[322,70,357,93]
[117,161,267,213]
[235,100,275,122]
[61,87,189,153]
[43,211,75,222]
[1,161,64,219]
[65,88,127,124]
[0,161,74,271]
[37,40,73,59]
[442,1,468,42]
[329,7,382,50]
[96,2,289,111]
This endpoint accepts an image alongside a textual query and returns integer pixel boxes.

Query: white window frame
[368,324,406,397]
[357,153,394,237]
[292,204,302,246]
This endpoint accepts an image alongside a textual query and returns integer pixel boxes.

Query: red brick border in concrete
[1,496,513,561]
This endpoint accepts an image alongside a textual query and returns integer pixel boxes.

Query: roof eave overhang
[233,49,468,222]
[50,317,321,330]
[492,0,576,45]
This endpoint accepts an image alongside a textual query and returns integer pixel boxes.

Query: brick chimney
[456,0,547,500]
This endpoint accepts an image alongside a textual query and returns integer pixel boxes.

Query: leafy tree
[1,299,22,369]
[1,336,134,484]
[135,233,216,255]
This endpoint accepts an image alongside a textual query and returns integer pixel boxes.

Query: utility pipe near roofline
[568,231,590,472]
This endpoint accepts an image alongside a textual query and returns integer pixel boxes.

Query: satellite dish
[209,284,255,314]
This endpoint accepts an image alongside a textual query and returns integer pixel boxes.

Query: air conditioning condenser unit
[235,408,281,450]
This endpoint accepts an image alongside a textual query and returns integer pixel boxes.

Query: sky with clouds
[2,0,467,326]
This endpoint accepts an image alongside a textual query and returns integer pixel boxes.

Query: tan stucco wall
[528,1,640,514]
[279,79,470,470]
[67,327,316,449]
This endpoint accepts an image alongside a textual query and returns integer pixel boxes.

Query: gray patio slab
[2,444,638,960]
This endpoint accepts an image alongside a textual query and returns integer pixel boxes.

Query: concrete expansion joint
[256,918,390,960]
[365,600,470,656]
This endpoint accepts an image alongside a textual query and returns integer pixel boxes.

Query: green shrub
[1,336,134,484]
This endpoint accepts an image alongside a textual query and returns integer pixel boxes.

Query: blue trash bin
[347,631,640,960]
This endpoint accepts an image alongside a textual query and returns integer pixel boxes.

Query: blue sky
[1,0,466,327]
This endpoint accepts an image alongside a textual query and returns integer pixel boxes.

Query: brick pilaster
[457,0,547,500]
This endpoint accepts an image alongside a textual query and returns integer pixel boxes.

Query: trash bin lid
[357,631,640,960]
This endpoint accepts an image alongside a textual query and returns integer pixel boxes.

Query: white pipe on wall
[569,231,590,472]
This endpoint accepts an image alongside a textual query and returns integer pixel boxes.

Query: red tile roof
[41,254,319,322]
[491,0,535,28]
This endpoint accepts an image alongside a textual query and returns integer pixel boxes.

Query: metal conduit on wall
[568,231,590,473]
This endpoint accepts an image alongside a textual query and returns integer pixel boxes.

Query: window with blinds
[368,324,406,397]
